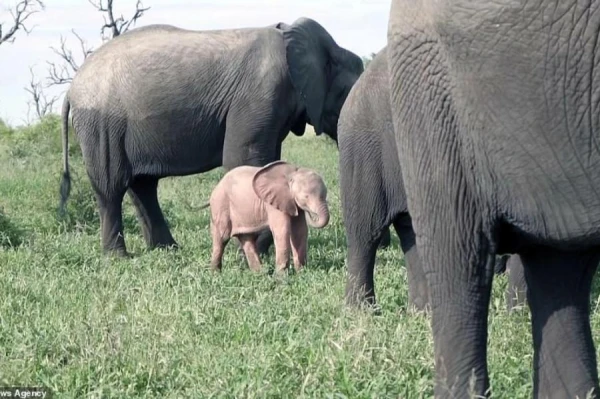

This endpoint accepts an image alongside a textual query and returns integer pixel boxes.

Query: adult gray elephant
[388,1,600,397]
[58,18,363,256]
[339,46,526,313]
[339,46,428,311]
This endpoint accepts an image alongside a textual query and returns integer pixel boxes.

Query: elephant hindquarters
[75,109,132,256]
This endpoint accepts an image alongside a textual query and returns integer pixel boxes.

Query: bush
[0,118,15,138]
[0,114,80,160]
[0,208,24,248]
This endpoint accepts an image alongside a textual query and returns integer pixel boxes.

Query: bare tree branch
[88,0,150,41]
[0,0,45,46]
[24,66,58,122]
[45,1,149,87]
[46,30,93,86]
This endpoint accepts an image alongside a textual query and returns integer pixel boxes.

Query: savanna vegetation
[2,1,599,397]
[0,114,582,398]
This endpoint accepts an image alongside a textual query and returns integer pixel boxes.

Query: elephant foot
[272,268,291,284]
[346,296,381,315]
[146,232,179,251]
[407,281,430,313]
[104,247,133,259]
[344,288,377,310]
[151,240,179,251]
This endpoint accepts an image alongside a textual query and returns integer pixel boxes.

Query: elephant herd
[51,2,600,398]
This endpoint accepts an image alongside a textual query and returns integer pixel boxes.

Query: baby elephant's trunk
[307,202,330,229]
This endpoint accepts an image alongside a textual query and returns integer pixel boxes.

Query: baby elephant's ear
[252,161,299,216]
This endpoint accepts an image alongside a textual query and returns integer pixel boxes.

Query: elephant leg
[237,234,262,272]
[255,230,274,256]
[95,189,128,257]
[418,221,495,397]
[378,228,392,249]
[268,215,292,273]
[234,224,274,258]
[209,220,230,272]
[79,123,131,256]
[505,254,527,312]
[290,216,308,271]
[128,176,178,250]
[392,215,429,311]
[344,219,389,308]
[521,247,600,398]
[345,241,378,307]
[400,170,494,397]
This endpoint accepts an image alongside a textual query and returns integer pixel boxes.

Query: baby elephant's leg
[268,213,292,273]
[210,220,230,271]
[290,216,308,271]
[237,234,262,272]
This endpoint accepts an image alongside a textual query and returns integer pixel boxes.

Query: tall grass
[0,115,595,398]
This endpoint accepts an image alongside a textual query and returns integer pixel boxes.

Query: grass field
[1,115,598,398]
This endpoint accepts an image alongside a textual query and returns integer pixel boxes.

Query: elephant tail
[59,94,71,217]
[183,201,211,211]
[194,202,211,211]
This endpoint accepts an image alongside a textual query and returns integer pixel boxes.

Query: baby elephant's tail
[184,201,210,211]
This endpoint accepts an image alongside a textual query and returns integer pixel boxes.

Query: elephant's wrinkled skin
[339,47,526,313]
[59,18,362,256]
[207,161,329,273]
[388,1,600,397]
[339,47,428,311]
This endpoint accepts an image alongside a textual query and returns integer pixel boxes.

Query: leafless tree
[89,0,150,41]
[24,0,149,122]
[46,30,93,86]
[0,0,45,46]
[24,66,58,122]
[46,0,149,87]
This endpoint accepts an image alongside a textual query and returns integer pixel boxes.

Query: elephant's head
[252,160,330,228]
[277,18,364,141]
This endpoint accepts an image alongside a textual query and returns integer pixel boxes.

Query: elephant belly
[230,208,270,237]
[126,115,226,178]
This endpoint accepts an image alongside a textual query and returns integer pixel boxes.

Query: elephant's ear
[282,18,330,135]
[252,161,299,216]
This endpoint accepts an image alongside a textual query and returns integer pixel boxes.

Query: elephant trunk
[306,202,330,229]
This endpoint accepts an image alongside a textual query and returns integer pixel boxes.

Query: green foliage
[0,113,80,161]
[0,118,15,137]
[0,117,592,398]
[0,208,24,248]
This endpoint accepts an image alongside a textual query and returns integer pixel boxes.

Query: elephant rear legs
[128,176,178,250]
[90,174,177,257]
[95,190,128,256]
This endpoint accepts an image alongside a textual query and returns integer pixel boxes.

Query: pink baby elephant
[206,160,330,273]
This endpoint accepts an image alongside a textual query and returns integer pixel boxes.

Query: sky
[0,0,391,125]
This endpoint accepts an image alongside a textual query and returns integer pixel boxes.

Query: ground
[0,115,594,398]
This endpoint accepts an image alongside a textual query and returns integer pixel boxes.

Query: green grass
[0,115,597,398]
